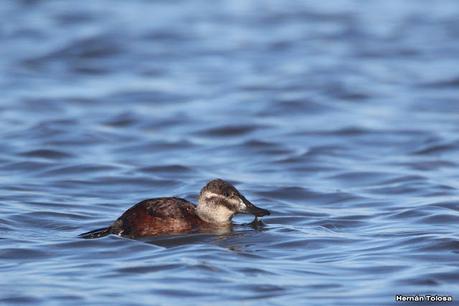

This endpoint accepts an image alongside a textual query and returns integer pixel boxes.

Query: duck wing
[111,197,199,237]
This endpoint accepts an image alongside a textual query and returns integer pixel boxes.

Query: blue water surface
[1,1,459,305]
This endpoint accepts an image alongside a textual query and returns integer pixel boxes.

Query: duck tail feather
[78,227,111,239]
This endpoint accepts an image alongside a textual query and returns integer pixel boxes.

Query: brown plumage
[79,179,270,239]
[110,197,207,237]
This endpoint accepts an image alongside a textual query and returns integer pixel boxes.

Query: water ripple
[1,1,459,305]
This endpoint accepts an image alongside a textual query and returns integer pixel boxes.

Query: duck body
[79,179,270,239]
[111,197,208,237]
[80,197,208,238]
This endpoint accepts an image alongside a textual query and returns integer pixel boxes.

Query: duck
[79,178,270,238]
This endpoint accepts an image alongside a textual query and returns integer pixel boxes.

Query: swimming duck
[79,178,270,238]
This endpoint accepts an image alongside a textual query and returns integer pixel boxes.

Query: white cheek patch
[204,191,225,200]
[203,191,242,209]
[238,199,247,210]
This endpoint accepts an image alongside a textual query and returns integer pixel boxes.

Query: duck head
[196,179,270,225]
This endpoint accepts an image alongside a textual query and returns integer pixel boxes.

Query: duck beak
[240,195,270,217]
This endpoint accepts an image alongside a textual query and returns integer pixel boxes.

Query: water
[1,1,459,305]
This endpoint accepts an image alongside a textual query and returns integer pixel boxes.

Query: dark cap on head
[200,178,238,197]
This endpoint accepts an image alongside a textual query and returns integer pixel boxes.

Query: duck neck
[196,197,234,225]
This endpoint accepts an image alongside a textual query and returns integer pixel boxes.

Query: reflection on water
[1,0,459,305]
[141,218,266,249]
